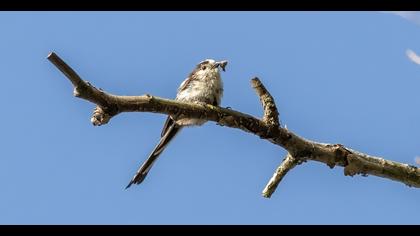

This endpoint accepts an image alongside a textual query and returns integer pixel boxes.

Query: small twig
[48,52,120,125]
[262,153,299,198]
[251,77,280,127]
[47,52,84,88]
[48,52,110,108]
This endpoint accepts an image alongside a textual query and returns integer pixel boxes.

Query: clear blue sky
[1,12,420,224]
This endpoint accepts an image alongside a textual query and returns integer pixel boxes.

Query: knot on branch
[323,144,352,169]
[335,144,351,164]
[73,86,81,97]
[73,81,94,97]
[344,154,368,177]
[91,106,112,126]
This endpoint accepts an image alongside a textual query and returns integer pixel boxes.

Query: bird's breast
[176,77,223,105]
[174,76,223,127]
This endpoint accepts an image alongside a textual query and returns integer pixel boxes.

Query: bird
[125,59,228,189]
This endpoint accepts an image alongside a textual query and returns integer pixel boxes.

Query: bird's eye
[201,66,207,70]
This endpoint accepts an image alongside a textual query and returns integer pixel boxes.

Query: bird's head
[190,59,228,80]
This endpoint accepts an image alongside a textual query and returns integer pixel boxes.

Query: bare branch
[344,151,420,187]
[48,52,420,196]
[262,153,299,198]
[251,77,280,127]
[48,52,119,122]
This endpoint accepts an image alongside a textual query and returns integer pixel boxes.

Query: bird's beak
[214,60,228,71]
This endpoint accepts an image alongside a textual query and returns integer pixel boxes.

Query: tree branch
[47,52,420,197]
[251,77,280,127]
[262,153,299,198]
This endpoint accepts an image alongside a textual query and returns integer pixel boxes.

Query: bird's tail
[125,123,182,189]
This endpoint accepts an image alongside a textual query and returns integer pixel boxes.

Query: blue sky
[1,12,420,224]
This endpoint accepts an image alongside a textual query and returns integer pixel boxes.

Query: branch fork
[48,52,420,198]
